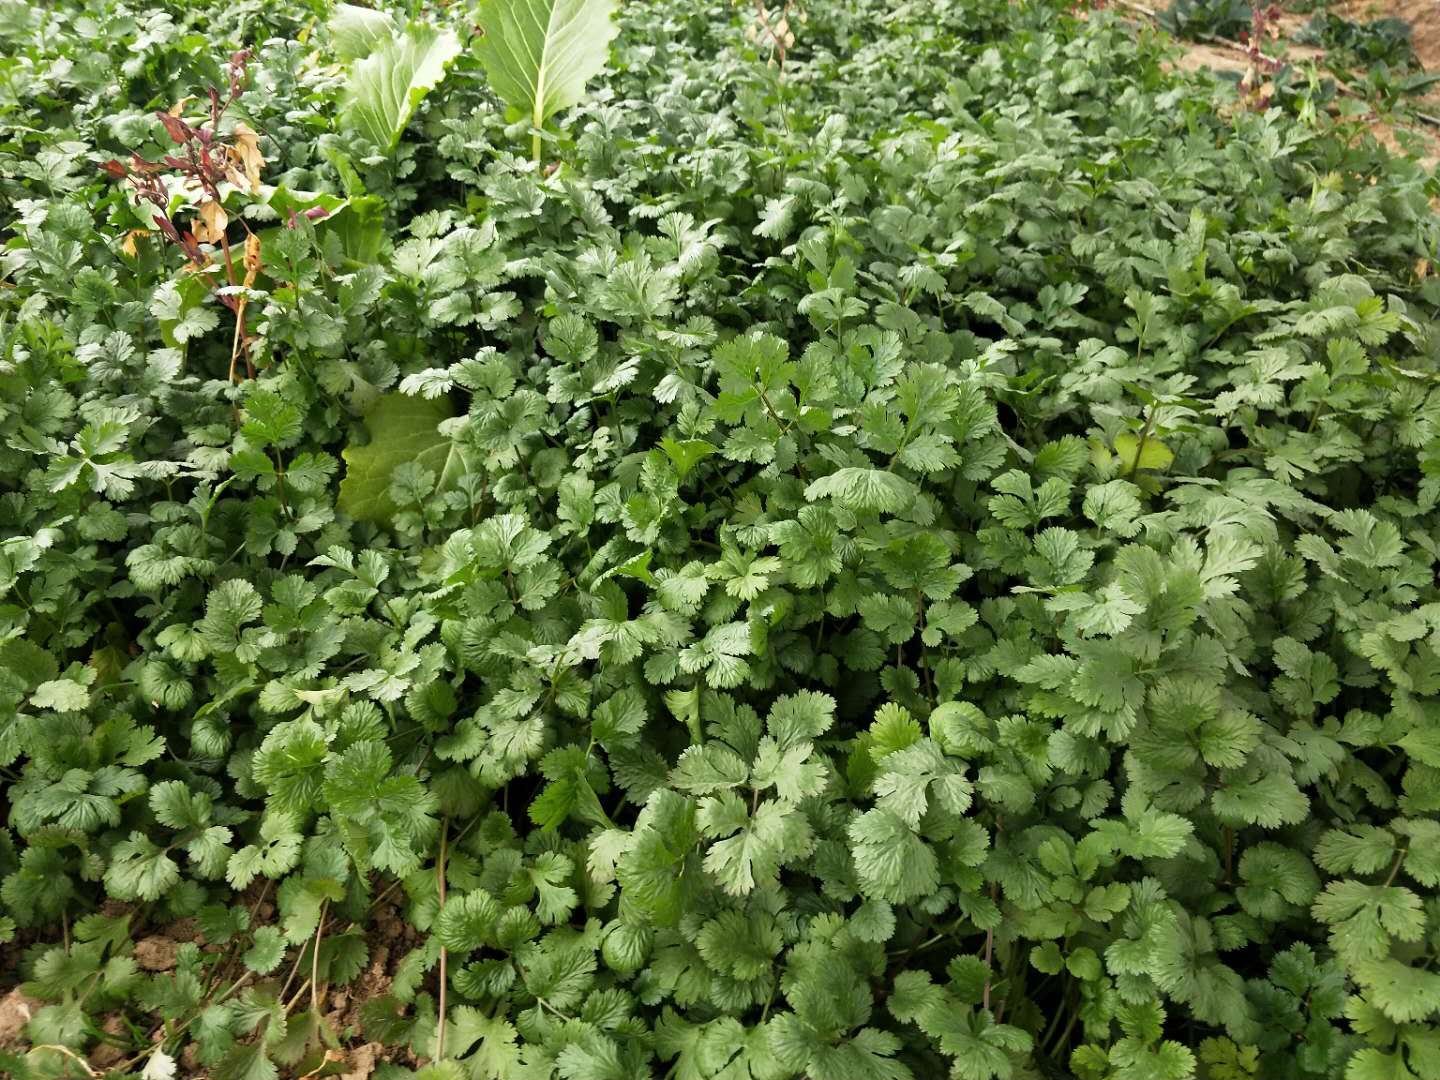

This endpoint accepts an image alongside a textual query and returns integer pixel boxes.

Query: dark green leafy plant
[1158,0,1251,40]
[2,0,1440,1078]
[1295,12,1416,68]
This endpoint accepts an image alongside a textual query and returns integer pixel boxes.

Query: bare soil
[0,988,42,1047]
[133,935,181,972]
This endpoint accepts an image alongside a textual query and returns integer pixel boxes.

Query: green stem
[1050,1005,1080,1055]
[1039,992,1067,1048]
[436,818,449,1060]
[1383,847,1408,887]
[309,900,327,1014]
[1123,405,1157,479]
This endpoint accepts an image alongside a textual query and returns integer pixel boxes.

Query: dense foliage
[3,0,1440,1077]
[1294,12,1417,68]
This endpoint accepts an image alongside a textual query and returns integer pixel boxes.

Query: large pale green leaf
[474,0,620,158]
[330,3,397,63]
[252,190,383,271]
[337,394,471,524]
[340,24,462,152]
[327,195,386,265]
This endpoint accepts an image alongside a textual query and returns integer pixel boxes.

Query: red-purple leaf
[155,111,193,145]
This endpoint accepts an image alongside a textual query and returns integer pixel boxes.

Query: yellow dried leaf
[230,122,264,193]
[193,200,229,244]
[242,232,263,286]
[168,95,195,117]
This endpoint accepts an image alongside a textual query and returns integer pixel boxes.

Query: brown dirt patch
[163,918,200,945]
[133,935,180,972]
[338,1040,385,1079]
[312,890,415,1044]
[1170,41,1253,73]
[88,1015,129,1071]
[0,988,42,1047]
[340,944,395,1037]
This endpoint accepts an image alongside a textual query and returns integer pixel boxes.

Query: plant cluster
[2,0,1440,1079]
[1158,0,1254,42]
[1288,9,1440,108]
[1294,11,1417,68]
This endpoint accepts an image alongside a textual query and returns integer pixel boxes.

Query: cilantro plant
[2,0,1440,1078]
